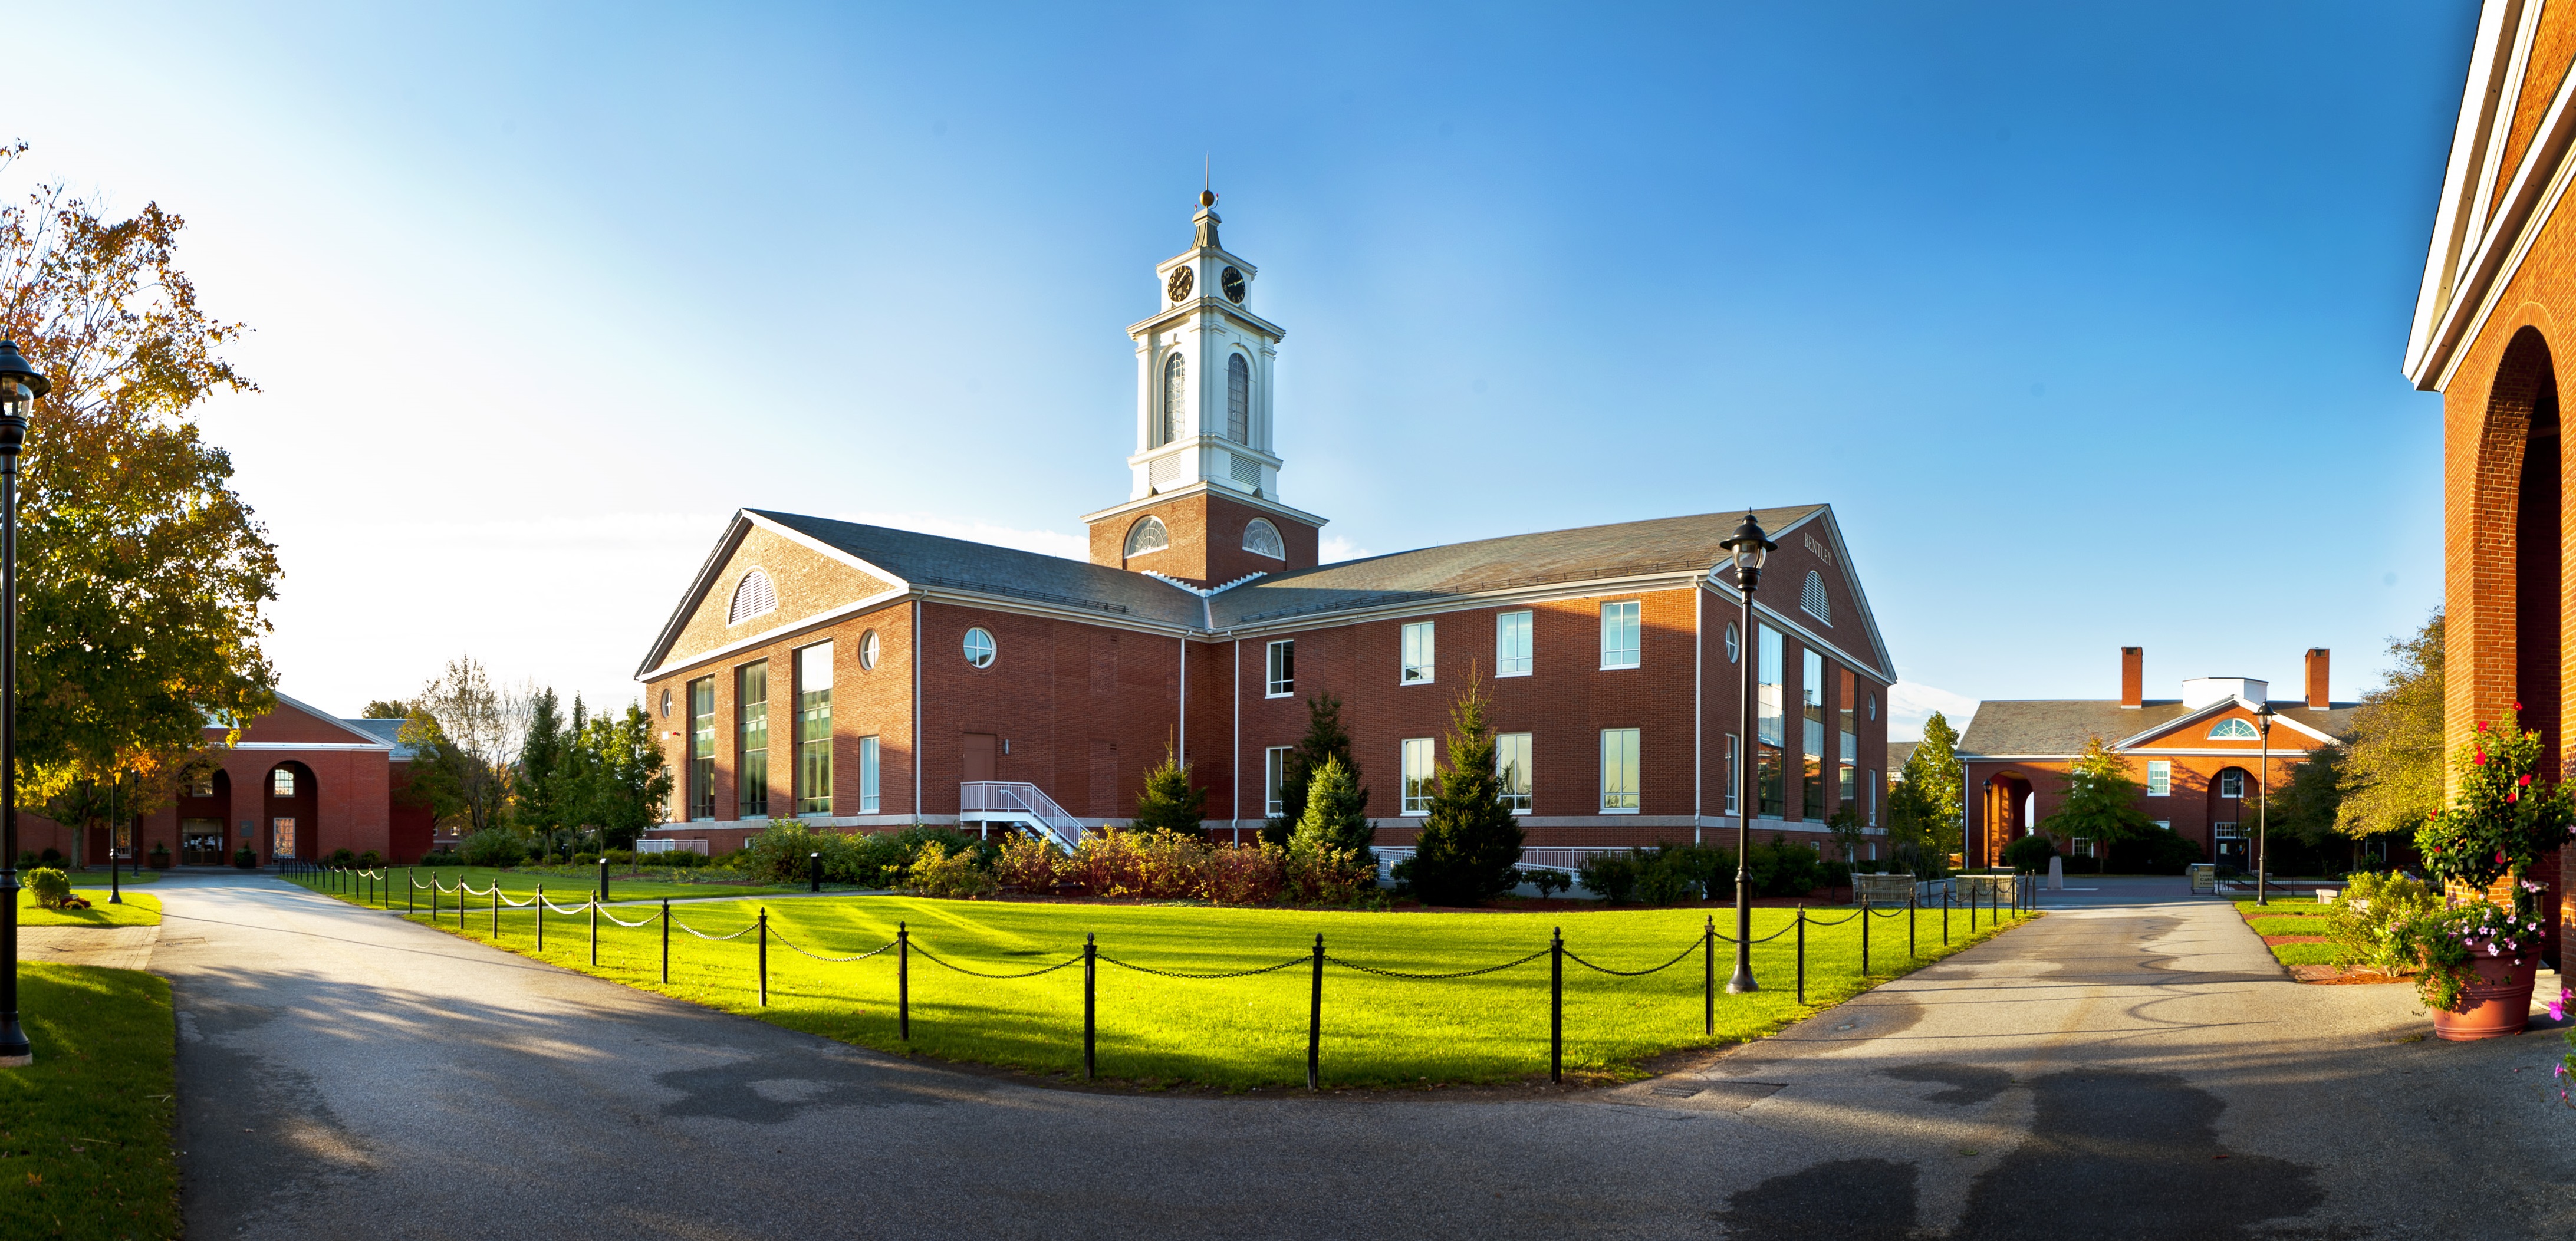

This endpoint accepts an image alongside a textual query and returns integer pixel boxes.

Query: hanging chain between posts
[769,929,899,963]
[1322,946,1552,980]
[1098,953,1307,980]
[908,942,1085,979]
[1562,935,1705,977]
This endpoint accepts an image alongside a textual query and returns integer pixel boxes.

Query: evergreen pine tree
[1289,755,1374,857]
[516,687,568,834]
[1262,693,1369,847]
[1131,743,1208,838]
[1405,677,1524,906]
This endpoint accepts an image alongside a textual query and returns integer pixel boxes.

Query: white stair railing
[960,781,1089,852]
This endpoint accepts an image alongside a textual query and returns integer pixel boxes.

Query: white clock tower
[1123,190,1286,501]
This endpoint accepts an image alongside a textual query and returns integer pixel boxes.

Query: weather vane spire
[1201,154,1216,208]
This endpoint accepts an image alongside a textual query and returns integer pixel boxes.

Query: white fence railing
[960,781,1088,852]
[636,838,711,857]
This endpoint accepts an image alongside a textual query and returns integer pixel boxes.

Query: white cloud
[1887,680,1978,743]
[1318,535,1374,564]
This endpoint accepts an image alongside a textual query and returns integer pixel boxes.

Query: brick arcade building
[635,196,1899,860]
[15,693,436,868]
[1956,648,2354,871]
[2409,2,2576,949]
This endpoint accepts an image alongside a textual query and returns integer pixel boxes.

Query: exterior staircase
[960,781,1089,852]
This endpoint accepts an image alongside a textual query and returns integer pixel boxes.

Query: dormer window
[2209,718,2260,740]
[1124,516,1170,557]
[1801,571,1831,624]
[728,569,777,624]
[1242,518,1284,559]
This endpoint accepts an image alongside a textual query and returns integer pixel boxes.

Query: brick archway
[2457,326,2564,774]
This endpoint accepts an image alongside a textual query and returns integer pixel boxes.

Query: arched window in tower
[728,569,777,624]
[1226,353,1250,443]
[1800,570,1831,624]
[1158,353,1186,446]
[1124,516,1170,557]
[1242,518,1284,559]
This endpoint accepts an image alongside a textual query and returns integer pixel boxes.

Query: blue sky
[2,2,2472,736]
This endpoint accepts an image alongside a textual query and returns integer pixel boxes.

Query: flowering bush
[2327,871,2440,972]
[2414,707,2572,895]
[992,828,1376,907]
[2393,900,2549,1012]
[902,842,996,899]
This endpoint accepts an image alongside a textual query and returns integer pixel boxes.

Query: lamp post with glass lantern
[0,341,50,1067]
[1719,512,1774,994]
[2255,703,2274,907]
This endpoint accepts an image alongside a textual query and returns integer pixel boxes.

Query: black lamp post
[2255,703,2273,908]
[108,771,121,905]
[1719,512,1774,995]
[0,341,48,1068]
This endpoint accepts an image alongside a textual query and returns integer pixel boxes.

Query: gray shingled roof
[1959,699,2359,757]
[1208,506,1824,628]
[752,511,1206,627]
[1888,741,1917,772]
[341,717,419,760]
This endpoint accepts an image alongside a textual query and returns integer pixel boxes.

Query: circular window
[1725,622,1741,663]
[659,688,672,717]
[963,627,996,668]
[859,629,881,670]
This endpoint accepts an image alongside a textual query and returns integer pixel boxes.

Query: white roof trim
[2108,697,2340,750]
[635,511,916,678]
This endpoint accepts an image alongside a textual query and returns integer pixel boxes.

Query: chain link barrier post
[536,885,545,952]
[1910,889,1917,962]
[1702,916,1715,1037]
[661,898,671,984]
[1082,933,1097,1081]
[590,897,598,966]
[809,851,821,894]
[599,857,610,906]
[1943,886,1950,944]
[1795,906,1806,1004]
[1307,932,1323,1092]
[1549,927,1564,1084]
[1861,893,1871,977]
[408,867,415,915]
[758,908,769,1006]
[897,921,910,1041]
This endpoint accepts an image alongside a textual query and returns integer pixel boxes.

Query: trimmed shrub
[356,850,383,868]
[39,848,61,865]
[328,848,357,867]
[233,847,258,870]
[903,842,996,899]
[604,849,633,865]
[460,829,527,868]
[2001,834,2060,874]
[1521,868,1571,899]
[2330,871,2440,972]
[24,867,71,908]
[1577,851,1641,903]
[571,852,599,867]
[420,849,463,866]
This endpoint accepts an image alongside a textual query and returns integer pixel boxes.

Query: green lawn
[2235,898,2342,971]
[317,877,2037,1088]
[0,964,180,1239]
[297,865,801,908]
[62,870,158,886]
[17,891,161,929]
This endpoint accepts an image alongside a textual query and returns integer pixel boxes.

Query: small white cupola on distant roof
[1124,185,1287,502]
[2180,677,2268,709]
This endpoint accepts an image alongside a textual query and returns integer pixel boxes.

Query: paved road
[111,872,2576,1239]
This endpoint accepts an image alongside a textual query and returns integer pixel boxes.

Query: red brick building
[2409,2,2576,944]
[17,694,435,867]
[1957,648,2353,870]
[636,197,1898,857]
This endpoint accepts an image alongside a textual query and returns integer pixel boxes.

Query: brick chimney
[2121,647,2143,707]
[2305,648,2330,709]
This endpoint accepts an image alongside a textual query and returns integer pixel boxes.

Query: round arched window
[1242,517,1284,559]
[1725,622,1741,663]
[1226,353,1251,443]
[1125,516,1170,557]
[727,568,777,624]
[1159,353,1186,445]
[659,688,672,717]
[859,629,880,670]
[963,627,996,668]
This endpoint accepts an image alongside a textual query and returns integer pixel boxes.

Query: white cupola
[1123,189,1287,502]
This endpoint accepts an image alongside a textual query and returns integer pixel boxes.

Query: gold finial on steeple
[1202,154,1216,208]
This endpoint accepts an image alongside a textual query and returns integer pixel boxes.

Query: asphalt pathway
[118,872,2576,1239]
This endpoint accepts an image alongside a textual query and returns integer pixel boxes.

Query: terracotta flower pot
[2432,942,2539,1041]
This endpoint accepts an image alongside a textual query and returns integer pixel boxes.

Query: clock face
[1167,266,1195,302]
[1220,266,1245,302]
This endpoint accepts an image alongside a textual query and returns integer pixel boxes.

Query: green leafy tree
[1131,743,1207,838]
[361,700,412,719]
[0,144,279,804]
[2038,735,2156,849]
[1289,755,1373,857]
[558,702,672,850]
[1825,804,1867,866]
[1262,693,1368,847]
[514,688,570,834]
[404,656,528,836]
[2270,742,2348,849]
[1406,677,1524,906]
[2336,613,2444,840]
[1890,712,1966,859]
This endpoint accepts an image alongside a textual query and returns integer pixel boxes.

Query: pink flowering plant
[2413,707,2571,898]
[2393,898,2549,1012]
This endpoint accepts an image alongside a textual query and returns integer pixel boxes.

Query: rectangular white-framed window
[2218,769,2243,799]
[2072,837,2096,858]
[1868,771,1878,826]
[1265,746,1294,817]
[858,735,881,813]
[1600,728,1640,812]
[1600,600,1641,669]
[2215,821,2246,840]
[1496,610,1534,677]
[1401,737,1437,814]
[1401,621,1435,684]
[688,676,716,820]
[795,641,833,817]
[1725,733,1740,817]
[1265,639,1295,697]
[2146,759,2171,797]
[1495,732,1532,811]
